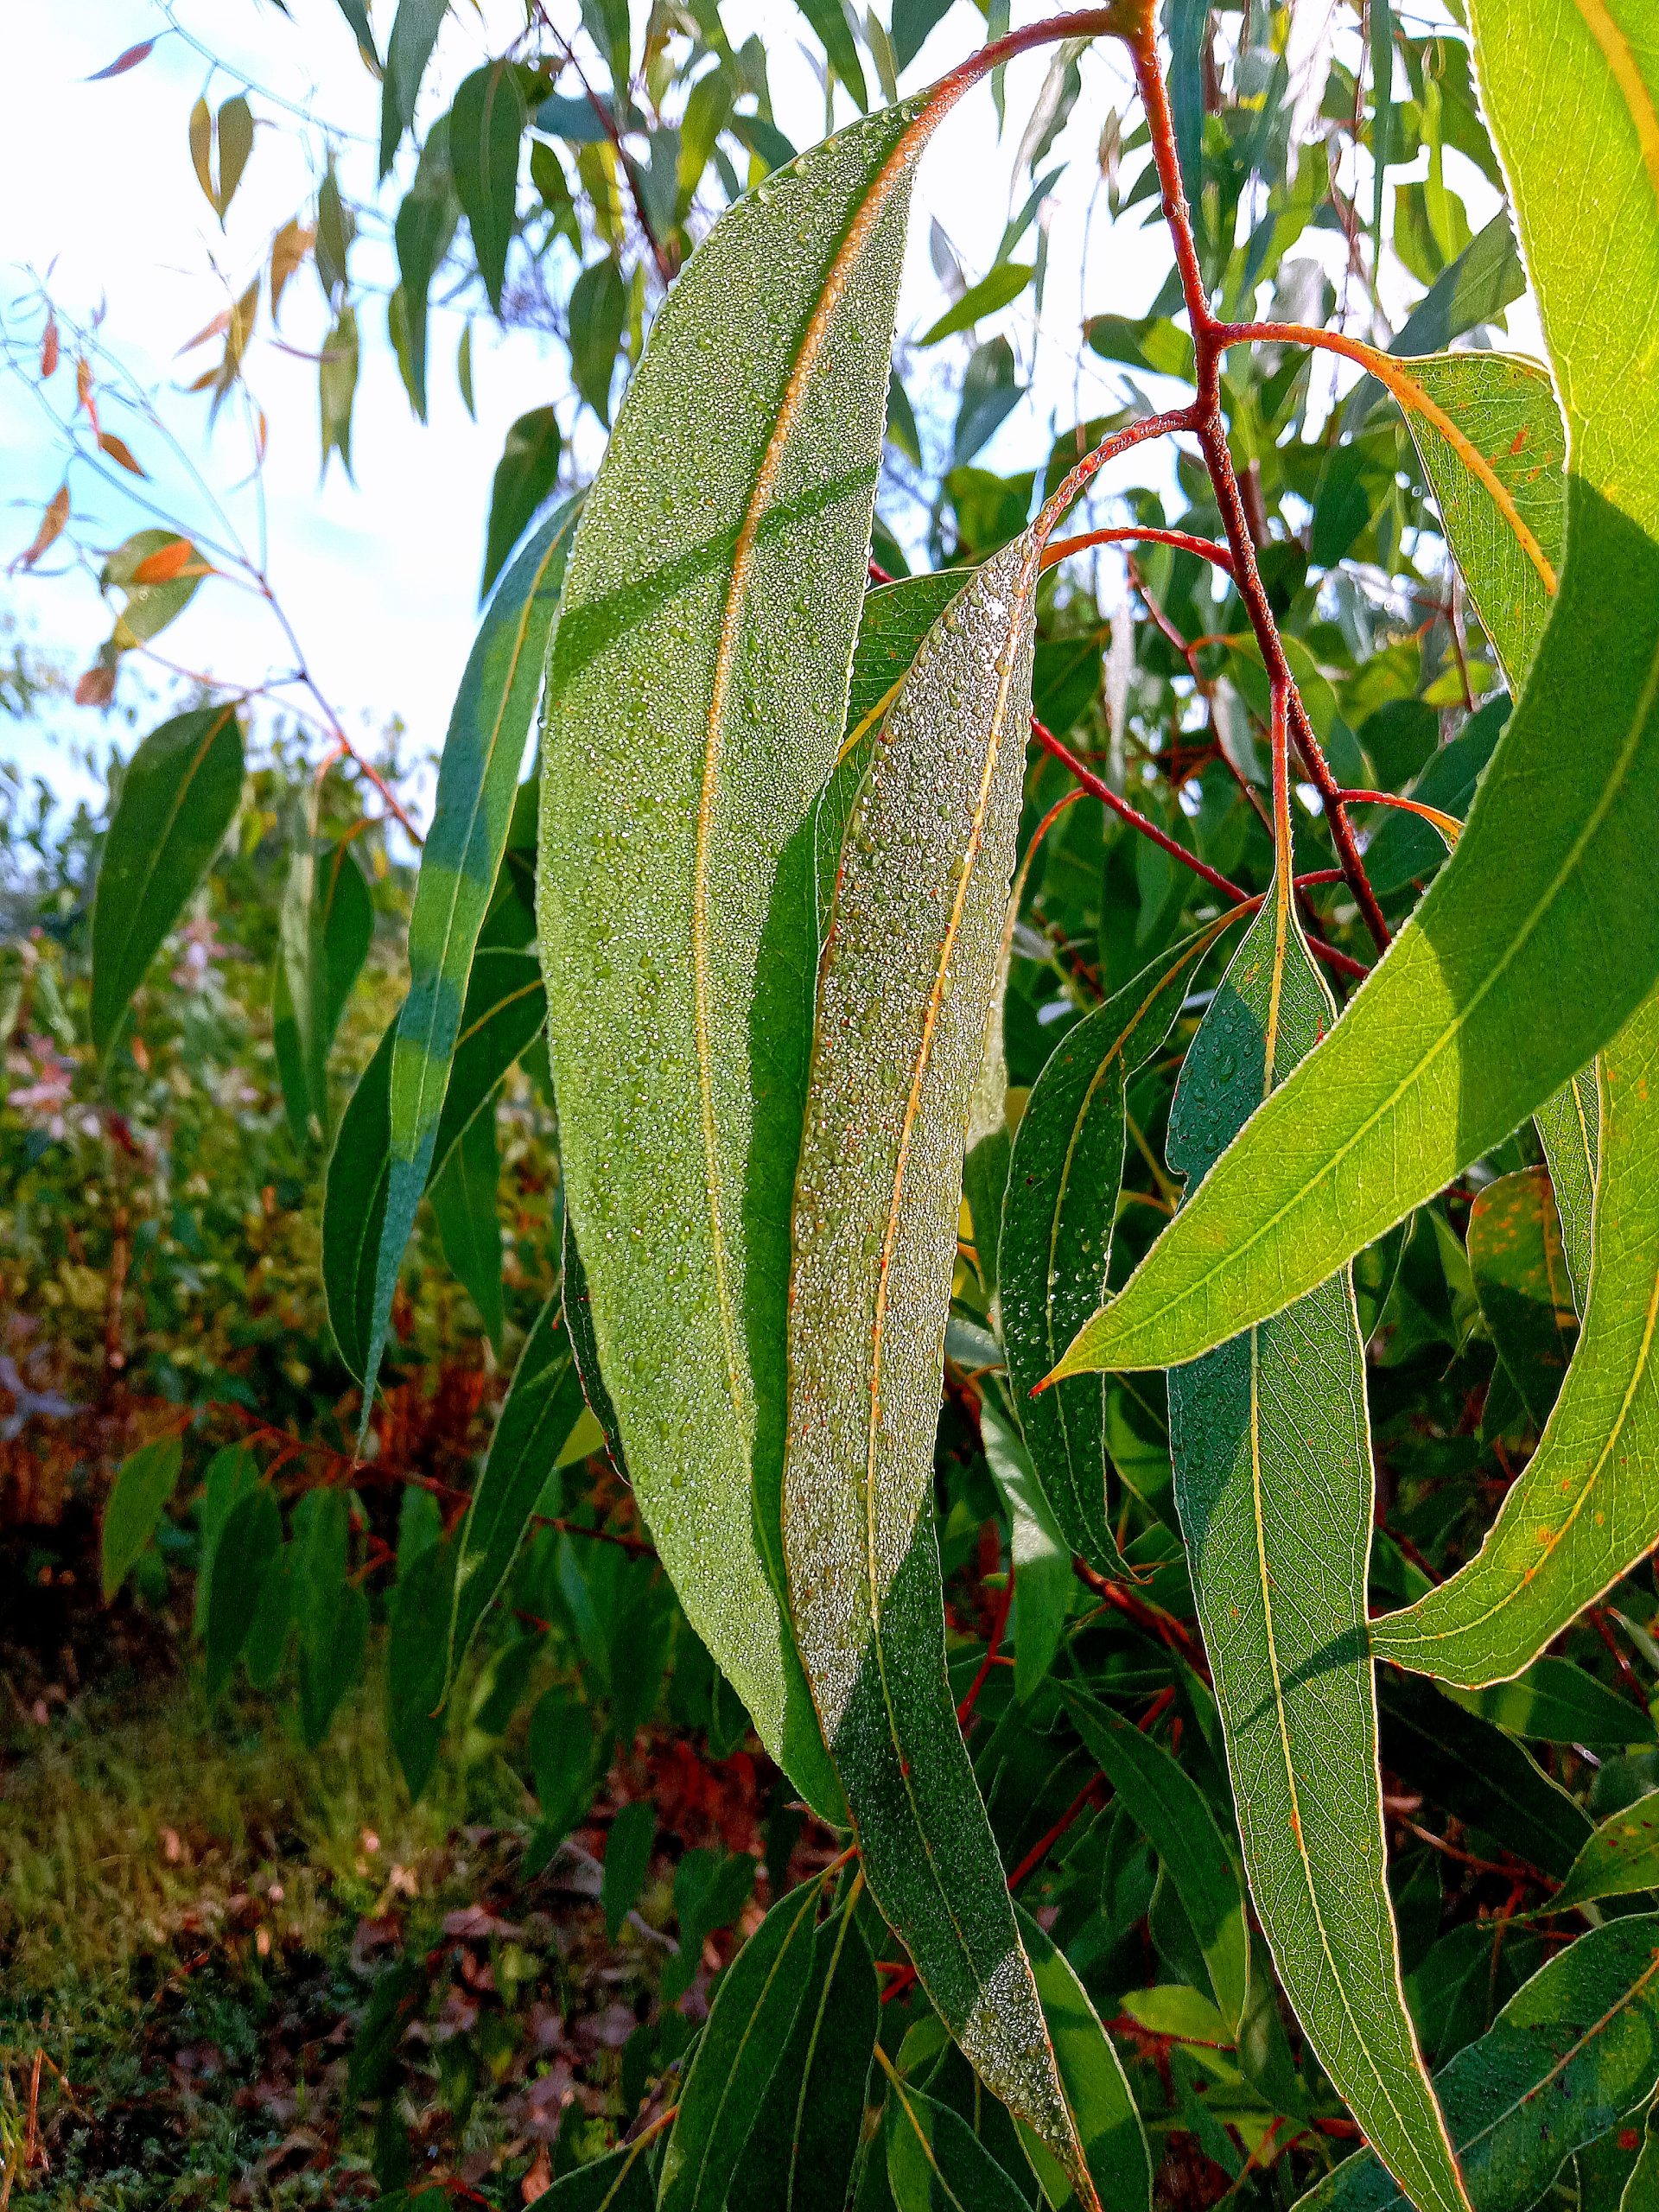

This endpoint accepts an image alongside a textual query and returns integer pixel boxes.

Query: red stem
[957,1569,1016,1729]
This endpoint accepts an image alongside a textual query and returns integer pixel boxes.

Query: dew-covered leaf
[1295,1916,1659,2211]
[1162,889,1466,2212]
[784,536,1087,2190]
[1051,0,1659,1378]
[91,706,244,1062]
[538,89,972,1811]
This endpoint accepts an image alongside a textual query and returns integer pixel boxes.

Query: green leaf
[1387,211,1526,359]
[1376,1670,1592,1878]
[380,0,448,174]
[293,1487,368,1747]
[657,1877,820,2212]
[538,92,947,1814]
[918,263,1033,347]
[450,60,524,314]
[101,1436,182,1600]
[1449,1655,1650,1747]
[1535,1065,1599,1314]
[331,0,378,58]
[1015,1904,1151,2212]
[567,255,629,426]
[393,118,458,420]
[1050,0,1659,1381]
[562,1212,625,1476]
[194,1443,259,1636]
[428,1104,505,1345]
[1465,1166,1577,1427]
[205,1483,281,1698]
[978,1398,1069,1702]
[274,829,373,1148]
[892,0,953,72]
[446,1294,585,1686]
[886,2077,1033,2212]
[1162,892,1466,2212]
[1372,995,1659,1688]
[728,1897,880,2212]
[792,0,868,109]
[1000,925,1227,1573]
[1623,2109,1659,2212]
[602,1798,655,1941]
[388,1535,454,1800]
[784,537,1086,2187]
[536,2140,654,2209]
[482,404,563,600]
[1294,1916,1659,2211]
[325,949,545,1382]
[90,707,244,1061]
[320,303,359,479]
[1551,1790,1659,1914]
[1065,1688,1249,2037]
[361,505,576,1417]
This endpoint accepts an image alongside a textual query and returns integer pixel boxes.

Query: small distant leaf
[657,1878,820,2212]
[918,263,1033,347]
[214,97,253,219]
[1296,1916,1659,2212]
[602,1799,655,1941]
[791,0,868,109]
[97,432,146,477]
[102,1437,182,1600]
[13,483,69,569]
[86,39,156,80]
[450,60,524,315]
[1552,1790,1659,1914]
[567,257,628,424]
[103,527,207,644]
[319,303,359,477]
[482,404,562,600]
[204,1483,281,1697]
[274,829,373,1147]
[91,706,244,1062]
[445,1295,585,1685]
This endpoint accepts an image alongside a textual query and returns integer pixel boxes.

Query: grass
[0,1651,669,2209]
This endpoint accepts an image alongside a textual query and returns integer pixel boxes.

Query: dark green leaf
[886,2077,1032,2212]
[274,830,373,1147]
[482,407,563,601]
[428,1105,505,1345]
[393,118,458,420]
[1551,1789,1659,1914]
[918,264,1033,348]
[602,1799,655,1941]
[562,1211,625,1476]
[1466,1167,1577,1427]
[1016,1904,1151,2211]
[567,257,628,424]
[792,0,868,109]
[102,1436,182,1600]
[91,707,244,1062]
[449,60,524,313]
[380,0,448,174]
[1376,1670,1592,1878]
[205,1483,281,1698]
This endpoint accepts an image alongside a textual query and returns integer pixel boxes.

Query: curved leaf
[1065,1688,1249,2037]
[886,2076,1033,2212]
[562,1211,626,1477]
[1550,1789,1659,1915]
[538,88,961,1810]
[1000,925,1227,1573]
[1372,994,1659,1687]
[657,1877,821,2212]
[728,1891,880,2212]
[784,537,1087,2190]
[90,706,244,1061]
[274,829,373,1147]
[1465,1166,1577,1428]
[1014,1905,1151,2212]
[325,948,545,1382]
[1295,1916,1659,2212]
[102,1436,182,1599]
[428,1104,505,1345]
[537,2139,654,2210]
[1535,1065,1599,1313]
[446,1293,586,1685]
[1164,889,1467,2212]
[359,502,576,1417]
[1050,0,1659,1379]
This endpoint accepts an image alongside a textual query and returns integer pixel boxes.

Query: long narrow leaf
[1164,889,1466,2212]
[784,536,1089,2191]
[360,502,577,1421]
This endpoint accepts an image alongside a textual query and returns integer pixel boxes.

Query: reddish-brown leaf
[75,662,117,708]
[40,317,59,378]
[12,484,69,570]
[98,432,147,478]
[86,40,155,81]
[75,355,99,434]
[270,218,315,323]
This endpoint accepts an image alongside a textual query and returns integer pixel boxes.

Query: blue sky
[0,0,1502,829]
